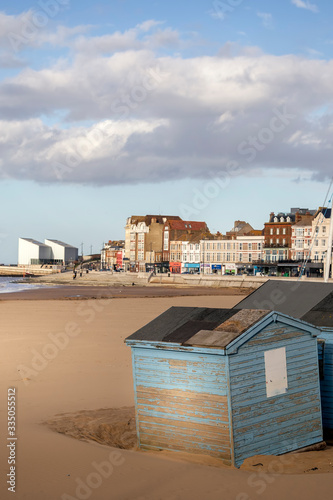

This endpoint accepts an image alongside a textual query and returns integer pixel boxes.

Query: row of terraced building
[123,207,332,276]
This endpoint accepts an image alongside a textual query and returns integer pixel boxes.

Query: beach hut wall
[125,307,323,467]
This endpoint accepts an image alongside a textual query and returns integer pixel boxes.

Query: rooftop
[234,281,333,327]
[130,215,181,226]
[167,220,208,231]
[20,238,49,247]
[125,306,270,348]
[45,239,77,248]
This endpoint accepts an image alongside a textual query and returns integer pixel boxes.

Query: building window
[239,253,242,262]
[270,228,274,235]
[283,228,286,235]
[249,253,252,262]
[276,228,280,235]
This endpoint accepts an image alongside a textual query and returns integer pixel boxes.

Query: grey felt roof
[234,281,333,327]
[125,307,270,348]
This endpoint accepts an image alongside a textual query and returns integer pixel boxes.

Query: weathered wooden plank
[138,422,230,441]
[139,433,230,453]
[229,347,318,373]
[136,390,228,408]
[139,440,232,462]
[232,397,321,427]
[137,409,230,431]
[234,423,322,456]
[231,380,320,403]
[233,405,321,436]
[137,401,228,424]
[136,386,227,402]
[229,365,318,390]
[136,401,228,420]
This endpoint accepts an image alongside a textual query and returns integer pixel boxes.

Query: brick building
[101,240,125,270]
[264,208,315,263]
[162,220,209,263]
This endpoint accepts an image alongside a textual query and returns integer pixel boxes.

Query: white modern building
[18,238,78,266]
[18,238,52,266]
[44,239,78,265]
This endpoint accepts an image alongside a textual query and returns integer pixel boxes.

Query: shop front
[223,263,237,275]
[170,262,181,273]
[200,263,211,274]
[211,264,222,275]
[147,262,170,273]
[183,262,200,274]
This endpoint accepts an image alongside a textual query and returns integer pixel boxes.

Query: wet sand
[0,284,251,301]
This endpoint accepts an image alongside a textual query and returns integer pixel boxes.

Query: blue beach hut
[125,307,323,467]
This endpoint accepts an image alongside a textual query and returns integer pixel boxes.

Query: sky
[0,0,333,263]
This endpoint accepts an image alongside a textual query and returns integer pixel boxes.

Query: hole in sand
[42,407,136,450]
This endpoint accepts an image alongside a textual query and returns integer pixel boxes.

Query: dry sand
[1,290,332,500]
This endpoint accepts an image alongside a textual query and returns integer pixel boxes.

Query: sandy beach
[1,287,332,500]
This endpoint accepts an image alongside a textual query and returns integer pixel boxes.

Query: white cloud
[136,20,165,32]
[291,0,318,13]
[0,22,333,185]
[257,12,273,29]
[306,48,323,57]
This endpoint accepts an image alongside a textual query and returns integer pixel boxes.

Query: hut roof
[234,281,333,327]
[125,307,271,347]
